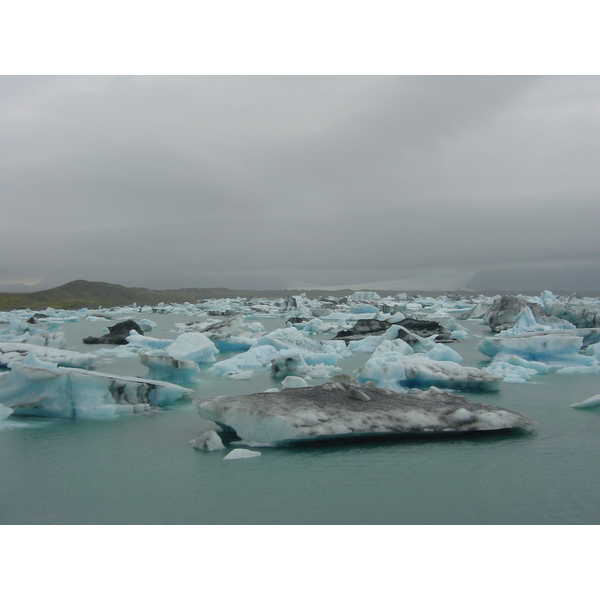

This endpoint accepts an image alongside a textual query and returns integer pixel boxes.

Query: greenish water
[1,313,599,524]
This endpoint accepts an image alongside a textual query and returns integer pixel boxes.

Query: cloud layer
[2,76,599,290]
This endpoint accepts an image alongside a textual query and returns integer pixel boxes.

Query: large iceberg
[0,352,192,419]
[197,381,534,446]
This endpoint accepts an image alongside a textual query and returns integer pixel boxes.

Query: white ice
[0,342,97,369]
[191,430,225,451]
[198,382,533,446]
[477,332,598,370]
[571,394,600,409]
[0,352,192,419]
[356,352,502,392]
[223,449,261,459]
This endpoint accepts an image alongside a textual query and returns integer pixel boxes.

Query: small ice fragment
[570,393,600,409]
[192,430,225,451]
[223,448,261,459]
[282,376,308,388]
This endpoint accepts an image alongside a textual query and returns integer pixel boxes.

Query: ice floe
[197,381,534,446]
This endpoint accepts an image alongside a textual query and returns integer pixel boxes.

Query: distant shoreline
[1,279,600,311]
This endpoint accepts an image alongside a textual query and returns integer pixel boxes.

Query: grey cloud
[2,76,600,291]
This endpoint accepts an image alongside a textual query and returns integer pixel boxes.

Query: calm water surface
[1,311,599,524]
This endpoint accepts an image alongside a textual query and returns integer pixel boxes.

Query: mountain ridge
[1,279,599,311]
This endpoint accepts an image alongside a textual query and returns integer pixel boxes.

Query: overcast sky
[2,75,599,291]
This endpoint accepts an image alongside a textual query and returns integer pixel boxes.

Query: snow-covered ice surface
[197,381,534,447]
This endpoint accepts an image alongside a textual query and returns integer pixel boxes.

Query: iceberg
[0,352,192,419]
[139,352,201,384]
[130,333,218,382]
[223,448,261,459]
[356,353,502,392]
[0,342,97,369]
[269,352,342,381]
[191,430,225,451]
[482,296,543,332]
[0,402,13,421]
[483,355,549,383]
[165,332,218,364]
[570,394,600,409]
[476,332,597,369]
[444,317,470,339]
[197,381,534,446]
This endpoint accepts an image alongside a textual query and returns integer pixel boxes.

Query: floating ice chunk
[371,338,414,357]
[498,307,575,336]
[482,296,540,332]
[0,403,13,420]
[194,315,258,352]
[425,344,463,363]
[223,449,261,459]
[94,346,139,359]
[483,353,549,382]
[0,342,96,369]
[197,382,533,446]
[386,312,406,323]
[24,331,66,348]
[356,353,502,392]
[444,317,470,339]
[294,318,339,335]
[459,301,492,320]
[477,332,596,370]
[350,291,381,302]
[484,361,540,383]
[192,430,225,451]
[139,352,201,384]
[139,319,157,331]
[0,352,192,419]
[282,376,308,388]
[126,334,173,350]
[166,332,218,364]
[571,394,600,409]
[349,303,379,314]
[585,342,600,358]
[211,345,278,376]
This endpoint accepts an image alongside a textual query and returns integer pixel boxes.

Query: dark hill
[0,280,357,310]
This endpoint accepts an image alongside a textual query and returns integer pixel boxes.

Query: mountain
[0,279,359,310]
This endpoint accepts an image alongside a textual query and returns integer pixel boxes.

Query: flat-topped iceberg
[476,332,597,370]
[197,381,534,446]
[0,342,97,369]
[356,353,502,392]
[0,353,192,419]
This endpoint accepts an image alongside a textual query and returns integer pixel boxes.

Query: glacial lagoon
[1,296,600,525]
